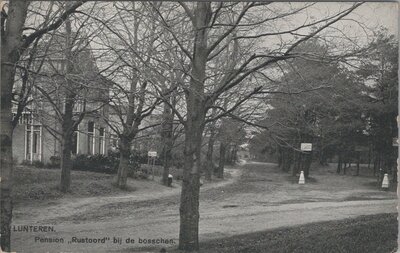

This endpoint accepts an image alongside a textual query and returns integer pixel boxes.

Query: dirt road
[11,162,397,253]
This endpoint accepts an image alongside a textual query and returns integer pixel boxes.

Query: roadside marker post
[167,174,173,187]
[382,173,389,190]
[300,143,312,152]
[299,143,312,183]
[299,171,305,185]
[147,151,157,180]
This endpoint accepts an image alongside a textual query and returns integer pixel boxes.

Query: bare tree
[89,2,165,189]
[0,1,84,250]
[153,2,363,251]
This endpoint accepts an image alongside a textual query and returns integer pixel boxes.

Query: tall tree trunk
[292,150,298,176]
[303,151,312,178]
[204,127,216,181]
[179,109,205,252]
[343,160,347,175]
[60,130,73,192]
[280,148,286,170]
[356,153,360,176]
[0,58,16,253]
[59,16,75,193]
[161,101,174,186]
[367,145,372,169]
[116,136,131,188]
[278,147,283,168]
[217,142,226,179]
[230,145,237,164]
[297,151,303,174]
[337,153,342,174]
[283,148,293,172]
[1,1,29,250]
[178,3,211,251]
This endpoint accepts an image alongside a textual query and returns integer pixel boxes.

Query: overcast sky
[329,2,397,36]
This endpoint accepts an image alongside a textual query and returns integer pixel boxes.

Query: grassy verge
[131,213,397,253]
[12,166,134,202]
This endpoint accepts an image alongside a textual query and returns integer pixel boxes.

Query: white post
[76,124,80,154]
[92,123,96,154]
[30,114,34,163]
[382,173,389,189]
[102,127,106,155]
[39,125,42,162]
[299,171,305,185]
[24,124,28,160]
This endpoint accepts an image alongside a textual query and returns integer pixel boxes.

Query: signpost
[299,143,312,181]
[300,143,312,151]
[148,151,157,157]
[147,151,157,180]
[392,137,398,147]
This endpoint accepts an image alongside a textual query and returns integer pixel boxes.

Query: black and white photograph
[0,1,398,252]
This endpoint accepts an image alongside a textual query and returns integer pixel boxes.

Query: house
[12,32,111,164]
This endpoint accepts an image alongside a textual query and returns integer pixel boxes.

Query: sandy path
[13,168,242,224]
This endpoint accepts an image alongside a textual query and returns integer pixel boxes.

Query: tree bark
[303,152,312,178]
[356,153,360,176]
[217,142,227,179]
[116,136,131,189]
[282,148,293,172]
[230,145,237,164]
[278,148,283,168]
[178,3,211,251]
[204,127,216,181]
[1,1,29,250]
[0,55,16,253]
[59,16,76,193]
[179,111,205,251]
[60,130,73,192]
[292,150,298,176]
[337,153,342,174]
[161,102,174,186]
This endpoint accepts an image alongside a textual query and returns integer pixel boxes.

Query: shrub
[109,149,141,177]
[71,150,141,175]
[72,154,118,174]
[131,167,149,179]
[20,160,45,168]
[32,160,45,168]
[49,156,61,168]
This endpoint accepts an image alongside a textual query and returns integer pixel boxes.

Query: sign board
[300,143,312,151]
[393,138,399,147]
[148,151,157,157]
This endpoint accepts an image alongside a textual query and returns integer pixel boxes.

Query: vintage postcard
[0,1,398,252]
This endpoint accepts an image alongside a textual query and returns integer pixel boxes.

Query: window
[88,121,94,132]
[87,121,94,155]
[99,127,105,155]
[25,125,41,161]
[26,130,31,160]
[18,113,32,126]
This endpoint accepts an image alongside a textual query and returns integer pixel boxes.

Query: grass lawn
[136,213,397,253]
[200,213,397,253]
[12,165,143,202]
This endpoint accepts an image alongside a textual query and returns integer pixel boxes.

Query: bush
[131,167,150,179]
[49,156,61,168]
[32,160,45,168]
[71,150,141,175]
[109,149,141,177]
[72,154,118,174]
[20,160,45,168]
